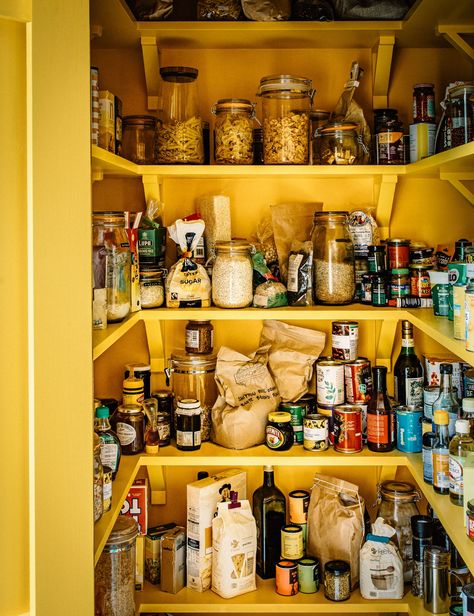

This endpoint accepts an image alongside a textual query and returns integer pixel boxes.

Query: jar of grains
[94,516,138,616]
[324,560,351,601]
[314,122,361,165]
[93,433,103,523]
[185,320,214,354]
[139,265,165,308]
[311,211,355,305]
[212,98,255,164]
[257,74,313,164]
[212,241,253,308]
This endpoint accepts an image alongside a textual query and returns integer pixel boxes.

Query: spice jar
[185,320,214,354]
[212,98,255,164]
[324,560,351,601]
[139,265,164,308]
[367,244,386,273]
[113,404,145,455]
[93,433,103,523]
[413,83,435,123]
[121,115,157,164]
[372,273,389,306]
[94,516,138,616]
[257,74,313,165]
[157,66,203,164]
[410,264,431,298]
[92,212,131,323]
[376,118,404,165]
[410,246,434,266]
[312,211,355,305]
[376,480,421,582]
[212,241,253,308]
[314,122,360,165]
[176,398,202,451]
[390,268,410,298]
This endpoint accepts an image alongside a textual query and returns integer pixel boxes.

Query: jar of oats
[212,241,253,308]
[257,74,313,165]
[212,98,256,164]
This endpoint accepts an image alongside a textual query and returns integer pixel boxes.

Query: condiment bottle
[432,364,460,437]
[449,419,474,506]
[432,410,450,495]
[367,366,395,452]
[94,405,122,479]
[143,398,160,455]
[122,371,145,405]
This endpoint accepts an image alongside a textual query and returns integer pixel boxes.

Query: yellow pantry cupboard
[2,0,474,615]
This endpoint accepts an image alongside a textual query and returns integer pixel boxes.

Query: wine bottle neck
[373,370,387,394]
[439,372,452,393]
[264,470,275,487]
[400,336,415,354]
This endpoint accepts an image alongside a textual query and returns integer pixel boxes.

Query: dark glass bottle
[94,405,122,479]
[394,320,423,407]
[367,366,395,452]
[432,410,450,495]
[252,465,286,579]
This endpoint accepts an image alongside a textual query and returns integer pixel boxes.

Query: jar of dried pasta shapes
[157,66,203,164]
[212,98,255,164]
[314,122,361,165]
[257,74,313,164]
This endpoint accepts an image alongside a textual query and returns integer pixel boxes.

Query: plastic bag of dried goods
[125,0,173,20]
[242,0,291,21]
[332,0,413,20]
[197,0,242,20]
[253,281,288,308]
[292,0,334,20]
[286,240,314,306]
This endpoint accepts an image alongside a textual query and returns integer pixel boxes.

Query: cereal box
[121,478,149,535]
[161,526,186,594]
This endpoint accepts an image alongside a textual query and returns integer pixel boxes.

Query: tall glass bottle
[394,320,424,407]
[432,364,460,437]
[367,366,395,452]
[94,405,121,480]
[432,410,450,495]
[449,419,474,506]
[252,465,286,579]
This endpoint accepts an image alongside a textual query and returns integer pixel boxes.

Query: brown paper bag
[211,346,280,449]
[307,474,365,587]
[260,320,325,402]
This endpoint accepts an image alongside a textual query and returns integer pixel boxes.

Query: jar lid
[93,432,101,452]
[387,238,410,245]
[410,264,429,270]
[96,405,110,419]
[282,524,302,533]
[277,559,297,568]
[257,74,312,96]
[313,211,349,220]
[410,246,433,254]
[123,115,157,127]
[455,419,470,434]
[92,211,125,225]
[391,268,409,274]
[268,411,291,423]
[117,404,143,415]
[215,240,251,254]
[106,515,139,547]
[336,404,362,413]
[414,83,434,89]
[433,410,449,425]
[463,397,474,413]
[411,515,433,538]
[213,98,254,114]
[318,121,359,134]
[325,560,350,575]
[152,390,174,399]
[160,66,198,82]
[177,398,201,410]
[298,557,319,569]
[170,351,217,368]
[126,362,151,373]
[424,546,450,567]
[467,499,474,514]
[368,244,386,252]
[380,480,418,501]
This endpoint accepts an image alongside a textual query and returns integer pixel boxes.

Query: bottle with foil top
[393,320,424,408]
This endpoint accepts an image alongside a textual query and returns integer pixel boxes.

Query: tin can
[317,360,344,406]
[281,524,304,560]
[298,393,317,415]
[317,405,336,444]
[465,368,474,398]
[275,560,298,596]
[298,558,319,594]
[333,405,363,453]
[344,358,372,404]
[358,404,368,443]
[409,122,436,162]
[289,490,310,524]
[280,402,305,445]
[303,414,329,451]
[395,406,423,453]
[423,386,439,421]
[331,321,359,362]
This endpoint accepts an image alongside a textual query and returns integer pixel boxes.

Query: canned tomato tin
[331,321,359,362]
[333,405,363,453]
[396,406,423,453]
[317,360,344,406]
[280,402,305,445]
[344,358,372,404]
[423,385,439,421]
[387,239,410,270]
[303,413,329,451]
[289,490,310,524]
[276,560,299,596]
[281,524,304,560]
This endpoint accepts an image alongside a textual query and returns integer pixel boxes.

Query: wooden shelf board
[91,145,140,176]
[404,141,474,178]
[92,312,140,360]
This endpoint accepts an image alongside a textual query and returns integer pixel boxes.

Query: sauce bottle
[367,366,395,452]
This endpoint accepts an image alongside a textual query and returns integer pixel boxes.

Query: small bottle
[432,364,460,437]
[367,366,395,452]
[122,371,145,406]
[143,398,160,455]
[393,320,424,408]
[94,405,122,480]
[449,419,474,506]
[462,398,474,438]
[432,410,450,495]
[422,429,436,484]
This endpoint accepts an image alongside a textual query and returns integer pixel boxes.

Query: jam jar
[266,411,294,451]
[113,404,145,455]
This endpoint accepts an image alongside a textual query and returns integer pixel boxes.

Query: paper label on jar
[185,329,200,350]
[116,422,137,446]
[449,455,464,494]
[432,450,449,489]
[103,480,112,502]
[177,430,201,447]
[100,443,118,471]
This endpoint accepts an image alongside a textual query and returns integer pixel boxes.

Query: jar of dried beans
[212,98,255,164]
[257,74,313,164]
[212,241,253,308]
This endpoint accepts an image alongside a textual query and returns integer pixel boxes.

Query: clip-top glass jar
[314,122,361,165]
[122,115,157,164]
[446,82,474,148]
[212,241,253,308]
[94,516,138,616]
[212,98,255,164]
[157,66,203,164]
[312,211,355,305]
[257,74,313,164]
[92,212,131,323]
[139,265,164,308]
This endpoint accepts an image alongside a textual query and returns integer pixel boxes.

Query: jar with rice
[212,241,253,308]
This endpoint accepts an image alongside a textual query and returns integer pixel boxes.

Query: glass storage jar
[139,265,164,308]
[376,480,421,582]
[166,352,217,442]
[121,115,157,164]
[310,109,331,163]
[93,433,103,523]
[113,404,145,455]
[157,66,203,164]
[212,98,255,164]
[257,74,313,164]
[212,241,253,308]
[94,516,138,616]
[311,211,355,305]
[314,122,361,165]
[446,82,474,147]
[92,212,131,323]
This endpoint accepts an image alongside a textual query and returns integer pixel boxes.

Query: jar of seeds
[324,560,351,601]
[212,241,253,308]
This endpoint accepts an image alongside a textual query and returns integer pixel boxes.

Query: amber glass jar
[122,115,157,164]
[185,320,214,354]
[113,404,145,455]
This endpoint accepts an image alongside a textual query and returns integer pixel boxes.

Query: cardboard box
[135,535,144,591]
[121,478,149,535]
[145,522,177,585]
[186,469,246,592]
[98,90,115,152]
[423,354,464,395]
[161,526,186,594]
[138,227,167,267]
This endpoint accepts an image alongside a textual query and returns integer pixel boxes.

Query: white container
[410,123,436,162]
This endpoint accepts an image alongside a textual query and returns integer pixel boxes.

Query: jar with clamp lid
[212,98,255,164]
[314,122,361,165]
[139,265,164,308]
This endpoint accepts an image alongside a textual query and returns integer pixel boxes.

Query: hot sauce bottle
[367,366,395,452]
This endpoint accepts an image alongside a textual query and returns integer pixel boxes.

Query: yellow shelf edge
[92,312,141,360]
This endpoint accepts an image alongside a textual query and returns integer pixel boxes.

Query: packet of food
[435,244,455,270]
[287,240,313,306]
[347,209,379,257]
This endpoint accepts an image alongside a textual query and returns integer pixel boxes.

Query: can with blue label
[396,406,423,453]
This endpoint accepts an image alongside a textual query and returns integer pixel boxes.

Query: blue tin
[396,406,422,453]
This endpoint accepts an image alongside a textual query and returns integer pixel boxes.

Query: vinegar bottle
[367,366,395,452]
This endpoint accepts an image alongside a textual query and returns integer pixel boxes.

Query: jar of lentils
[212,241,253,308]
[212,98,255,164]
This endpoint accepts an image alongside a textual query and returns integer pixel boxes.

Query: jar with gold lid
[212,98,255,164]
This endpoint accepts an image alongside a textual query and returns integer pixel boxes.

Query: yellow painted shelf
[93,312,141,360]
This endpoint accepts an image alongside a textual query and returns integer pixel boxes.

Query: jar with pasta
[157,66,204,164]
[212,98,255,164]
[314,122,361,165]
[212,241,253,308]
[257,74,313,165]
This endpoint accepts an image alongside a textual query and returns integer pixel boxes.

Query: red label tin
[333,405,363,453]
[344,358,372,403]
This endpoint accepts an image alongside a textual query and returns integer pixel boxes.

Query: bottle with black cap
[411,515,433,597]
